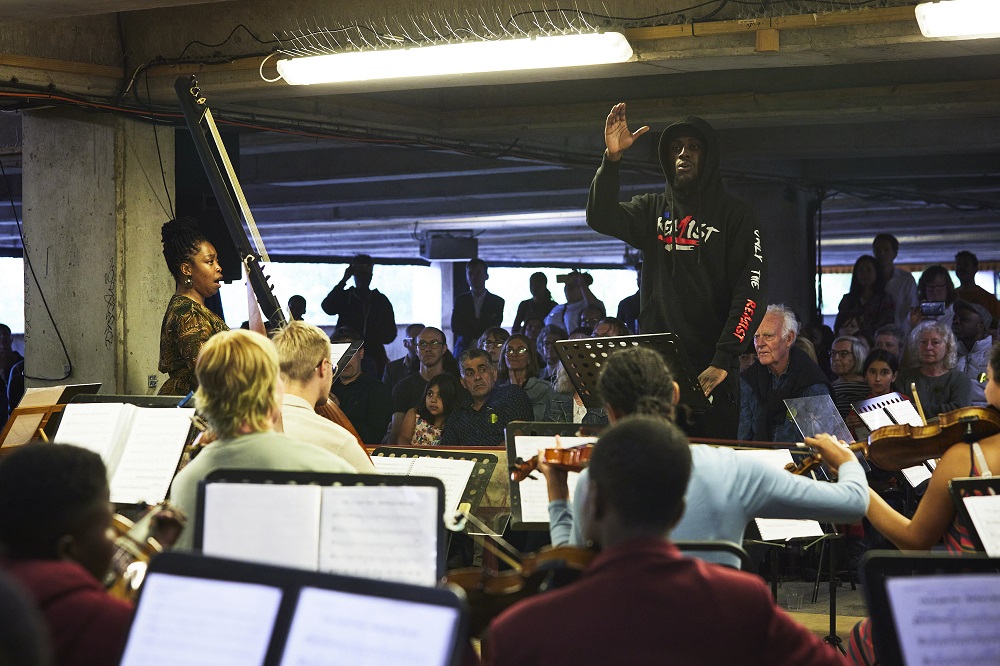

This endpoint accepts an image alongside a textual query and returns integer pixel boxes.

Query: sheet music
[372,456,416,476]
[119,572,282,666]
[109,408,194,504]
[279,587,459,666]
[900,463,933,487]
[330,342,352,370]
[854,392,923,431]
[16,385,65,408]
[857,408,895,431]
[318,485,439,586]
[202,484,322,570]
[408,457,476,515]
[735,449,826,541]
[964,494,1000,557]
[53,402,129,462]
[2,413,44,448]
[887,573,1000,665]
[513,436,594,523]
[884,401,923,427]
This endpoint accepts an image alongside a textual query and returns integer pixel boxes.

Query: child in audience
[397,373,461,446]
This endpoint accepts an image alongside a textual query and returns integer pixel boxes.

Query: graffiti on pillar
[105,260,116,350]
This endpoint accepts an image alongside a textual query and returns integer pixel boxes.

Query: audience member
[512,272,556,333]
[451,259,505,358]
[794,335,819,365]
[396,373,462,446]
[388,327,458,443]
[911,264,956,329]
[834,254,894,343]
[545,271,605,336]
[488,417,845,666]
[0,324,23,419]
[440,349,532,447]
[548,364,608,425]
[321,254,397,375]
[872,323,906,361]
[569,326,592,339]
[616,264,641,334]
[803,321,836,380]
[497,334,552,421]
[382,323,424,389]
[522,317,544,345]
[896,319,975,418]
[954,250,1000,331]
[577,305,605,334]
[272,321,374,471]
[592,317,631,338]
[845,349,901,439]
[544,346,867,567]
[170,330,356,550]
[536,324,567,381]
[0,444,132,666]
[287,294,306,321]
[953,300,992,405]
[477,327,510,367]
[739,305,833,442]
[872,233,917,333]
[830,335,871,420]
[329,327,392,445]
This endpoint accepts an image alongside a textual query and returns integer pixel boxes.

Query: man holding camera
[545,271,605,335]
[586,103,765,438]
[321,254,398,375]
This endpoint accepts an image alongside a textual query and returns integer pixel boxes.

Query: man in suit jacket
[485,417,842,666]
[451,258,505,357]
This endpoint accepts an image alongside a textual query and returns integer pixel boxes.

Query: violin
[787,406,1000,475]
[510,444,594,482]
[445,545,594,636]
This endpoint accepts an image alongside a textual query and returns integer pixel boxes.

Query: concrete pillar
[726,180,814,323]
[22,110,174,394]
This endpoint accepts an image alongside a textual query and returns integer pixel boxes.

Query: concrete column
[725,180,814,323]
[435,260,455,347]
[22,109,174,394]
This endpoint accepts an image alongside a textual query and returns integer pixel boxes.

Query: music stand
[329,340,363,382]
[0,382,101,449]
[554,333,709,410]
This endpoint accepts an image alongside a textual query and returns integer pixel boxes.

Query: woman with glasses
[497,334,552,421]
[830,335,870,420]
[477,327,510,367]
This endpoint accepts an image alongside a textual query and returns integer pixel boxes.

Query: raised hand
[605,102,649,161]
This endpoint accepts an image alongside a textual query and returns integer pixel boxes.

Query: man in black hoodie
[587,103,766,438]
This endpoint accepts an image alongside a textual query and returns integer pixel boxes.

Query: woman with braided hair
[541,346,869,567]
[157,217,228,395]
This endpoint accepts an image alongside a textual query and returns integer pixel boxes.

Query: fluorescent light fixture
[915,0,1000,40]
[276,32,633,85]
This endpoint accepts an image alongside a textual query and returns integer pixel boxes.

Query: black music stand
[553,333,709,410]
[329,340,363,382]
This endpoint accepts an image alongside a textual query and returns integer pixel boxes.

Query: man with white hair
[739,305,832,442]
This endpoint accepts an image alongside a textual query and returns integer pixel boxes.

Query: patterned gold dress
[157,294,228,395]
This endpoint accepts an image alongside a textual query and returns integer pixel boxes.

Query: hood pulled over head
[658,116,722,199]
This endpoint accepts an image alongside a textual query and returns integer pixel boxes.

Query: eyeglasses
[481,340,503,349]
[505,347,529,356]
[829,350,853,359]
[417,340,443,350]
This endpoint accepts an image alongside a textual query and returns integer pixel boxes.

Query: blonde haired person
[168,330,356,550]
[272,321,375,472]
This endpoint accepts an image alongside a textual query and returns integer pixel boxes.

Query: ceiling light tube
[915,0,1000,40]
[276,32,633,85]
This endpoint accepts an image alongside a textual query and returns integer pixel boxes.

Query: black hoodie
[587,116,766,372]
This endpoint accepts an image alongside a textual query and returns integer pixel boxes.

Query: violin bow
[910,382,928,425]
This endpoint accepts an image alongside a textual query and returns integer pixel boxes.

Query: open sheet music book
[852,392,922,430]
[510,435,595,526]
[0,383,101,448]
[53,402,193,504]
[371,456,476,516]
[734,449,825,541]
[199,477,443,587]
[963,494,1000,557]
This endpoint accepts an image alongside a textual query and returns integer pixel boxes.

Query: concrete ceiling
[0,0,998,269]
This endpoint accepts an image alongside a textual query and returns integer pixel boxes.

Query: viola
[510,443,594,482]
[445,545,594,636]
[787,406,1000,475]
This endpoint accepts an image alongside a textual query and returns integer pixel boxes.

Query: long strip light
[915,0,1000,40]
[276,32,633,86]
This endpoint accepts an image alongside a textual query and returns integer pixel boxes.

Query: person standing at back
[451,259,505,358]
[587,103,766,439]
[872,233,918,334]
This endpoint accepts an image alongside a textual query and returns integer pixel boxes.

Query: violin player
[485,417,844,665]
[542,346,868,568]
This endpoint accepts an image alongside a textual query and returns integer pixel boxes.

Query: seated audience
[488,417,845,666]
[272,321,374,471]
[803,321,835,380]
[592,316,630,338]
[577,305,605,335]
[830,335,871,419]
[872,323,906,361]
[387,327,459,443]
[329,327,393,444]
[451,258,504,358]
[568,326,592,339]
[396,373,462,446]
[382,323,424,389]
[954,250,1000,332]
[833,254,895,343]
[0,444,132,666]
[477,327,510,367]
[910,264,956,329]
[545,271,605,335]
[522,317,545,345]
[845,349,901,439]
[545,347,867,566]
[794,335,819,365]
[952,300,992,405]
[896,319,975,418]
[169,330,356,550]
[536,324,567,381]
[287,294,306,321]
[849,341,1000,664]
[739,305,833,442]
[548,364,608,425]
[440,349,533,447]
[512,272,556,333]
[497,334,552,421]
